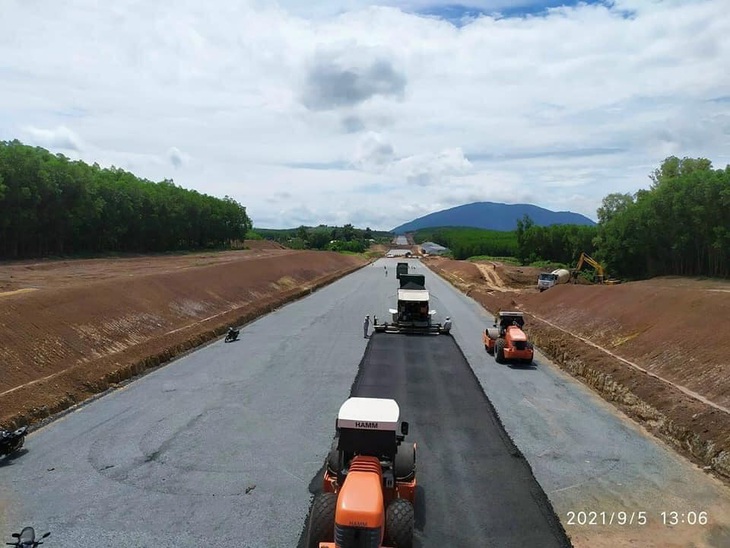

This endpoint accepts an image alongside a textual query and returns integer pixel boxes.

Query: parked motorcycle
[0,426,27,457]
[224,327,240,343]
[6,527,50,547]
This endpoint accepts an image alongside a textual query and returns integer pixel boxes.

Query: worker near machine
[494,307,500,325]
[363,315,370,338]
[443,317,452,333]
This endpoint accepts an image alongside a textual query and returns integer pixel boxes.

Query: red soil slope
[425,257,730,482]
[0,249,366,427]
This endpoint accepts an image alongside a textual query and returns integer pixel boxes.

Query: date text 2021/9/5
[566,511,709,526]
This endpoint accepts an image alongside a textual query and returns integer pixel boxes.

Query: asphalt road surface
[345,335,569,547]
[2,257,730,547]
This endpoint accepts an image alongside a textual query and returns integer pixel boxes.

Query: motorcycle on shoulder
[0,426,27,457]
[224,327,240,343]
[6,527,50,547]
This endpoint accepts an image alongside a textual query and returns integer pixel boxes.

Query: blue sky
[415,1,610,23]
[1,0,729,229]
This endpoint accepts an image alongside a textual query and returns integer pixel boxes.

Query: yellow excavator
[572,252,621,284]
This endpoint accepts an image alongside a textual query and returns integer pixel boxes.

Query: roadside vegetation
[413,227,518,260]
[594,157,730,279]
[420,156,730,280]
[0,140,251,259]
[256,225,391,254]
[467,255,521,265]
[5,139,726,280]
[515,220,597,267]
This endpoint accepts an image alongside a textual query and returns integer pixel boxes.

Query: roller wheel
[385,499,414,548]
[394,443,416,481]
[326,437,340,475]
[525,343,534,365]
[495,338,506,364]
[306,493,336,548]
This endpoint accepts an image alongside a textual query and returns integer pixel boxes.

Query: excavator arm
[574,252,605,283]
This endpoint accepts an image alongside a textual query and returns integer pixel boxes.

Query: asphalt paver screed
[299,333,571,548]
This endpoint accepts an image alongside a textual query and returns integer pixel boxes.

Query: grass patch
[468,255,520,265]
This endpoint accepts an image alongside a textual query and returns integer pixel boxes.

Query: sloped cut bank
[0,251,367,428]
[426,260,730,483]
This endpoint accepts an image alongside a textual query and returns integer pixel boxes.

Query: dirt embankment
[240,239,287,251]
[424,257,730,483]
[0,249,367,429]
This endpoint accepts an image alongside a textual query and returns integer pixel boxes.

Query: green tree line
[413,227,518,260]
[0,140,251,259]
[516,218,597,266]
[594,157,730,279]
[256,224,388,252]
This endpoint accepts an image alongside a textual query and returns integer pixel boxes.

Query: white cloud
[301,45,406,111]
[389,147,474,187]
[21,126,84,152]
[167,147,189,169]
[350,132,473,187]
[2,0,730,230]
[352,131,395,169]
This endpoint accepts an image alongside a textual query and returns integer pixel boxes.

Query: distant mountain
[391,202,595,233]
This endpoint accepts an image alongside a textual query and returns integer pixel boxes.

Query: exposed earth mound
[0,248,367,428]
[424,256,730,482]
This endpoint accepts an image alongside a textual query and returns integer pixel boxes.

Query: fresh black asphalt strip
[298,333,571,548]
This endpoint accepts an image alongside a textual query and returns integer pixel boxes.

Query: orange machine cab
[307,397,416,548]
[483,311,534,365]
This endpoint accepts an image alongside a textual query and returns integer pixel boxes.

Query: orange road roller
[306,397,416,548]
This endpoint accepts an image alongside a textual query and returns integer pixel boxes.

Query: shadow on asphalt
[296,462,326,548]
[0,448,29,467]
[506,363,539,371]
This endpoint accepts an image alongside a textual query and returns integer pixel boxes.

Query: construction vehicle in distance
[572,252,621,285]
[306,397,416,548]
[483,311,534,365]
[396,262,409,279]
[374,276,449,335]
[536,269,570,291]
[398,274,425,289]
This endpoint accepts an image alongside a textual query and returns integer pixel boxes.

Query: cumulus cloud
[341,115,366,133]
[167,146,189,169]
[392,147,474,187]
[21,126,84,151]
[301,47,406,111]
[2,0,730,229]
[352,131,396,170]
[351,134,474,187]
